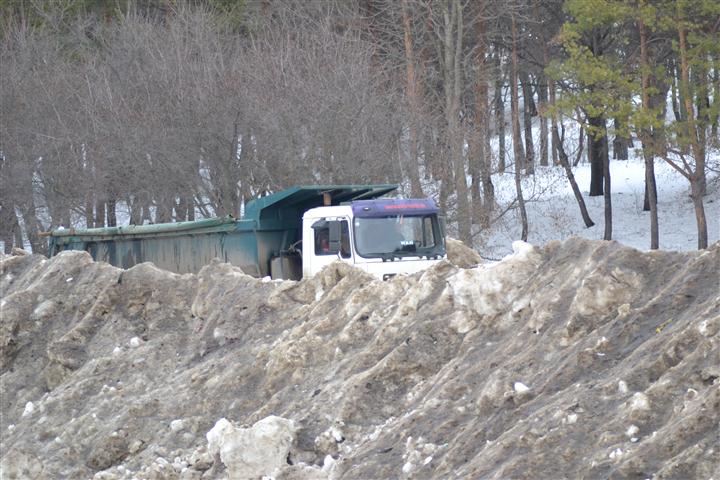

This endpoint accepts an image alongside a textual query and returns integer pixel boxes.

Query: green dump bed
[48,185,397,276]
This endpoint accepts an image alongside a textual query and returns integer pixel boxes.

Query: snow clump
[21,402,34,417]
[206,416,297,479]
[513,382,530,393]
[630,392,650,412]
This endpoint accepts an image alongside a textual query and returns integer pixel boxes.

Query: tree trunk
[711,57,719,140]
[85,198,94,229]
[22,198,44,254]
[156,198,172,224]
[84,155,96,228]
[549,79,559,165]
[1,205,20,253]
[95,199,106,228]
[128,196,141,225]
[469,147,482,226]
[107,196,117,227]
[587,115,607,196]
[472,4,494,225]
[521,70,535,174]
[554,127,594,228]
[602,124,612,241]
[670,60,682,122]
[14,223,22,250]
[443,0,471,245]
[694,61,709,196]
[424,128,440,181]
[678,23,708,248]
[639,15,659,249]
[187,196,196,221]
[510,13,525,173]
[174,198,187,222]
[538,72,548,167]
[16,165,44,252]
[469,25,483,224]
[574,114,585,167]
[228,117,243,218]
[612,117,629,160]
[438,158,450,217]
[535,0,549,168]
[642,162,658,230]
[514,158,528,242]
[675,60,689,156]
[141,194,152,224]
[401,0,424,198]
[510,11,528,240]
[480,147,495,225]
[649,74,670,159]
[642,158,659,213]
[494,51,506,173]
[2,228,13,254]
[690,177,708,249]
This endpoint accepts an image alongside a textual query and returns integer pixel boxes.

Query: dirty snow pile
[1,238,718,479]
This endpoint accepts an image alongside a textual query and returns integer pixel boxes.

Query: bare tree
[401,0,425,198]
[470,0,495,225]
[510,8,528,241]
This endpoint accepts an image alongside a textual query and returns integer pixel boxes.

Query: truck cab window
[353,214,442,259]
[422,217,436,247]
[313,220,351,258]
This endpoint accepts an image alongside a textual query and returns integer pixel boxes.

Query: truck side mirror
[329,221,341,252]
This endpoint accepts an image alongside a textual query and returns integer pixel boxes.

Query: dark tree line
[1,0,718,254]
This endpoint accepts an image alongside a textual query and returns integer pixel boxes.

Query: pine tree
[550,0,636,240]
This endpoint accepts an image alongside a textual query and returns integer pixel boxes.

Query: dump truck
[47,185,447,280]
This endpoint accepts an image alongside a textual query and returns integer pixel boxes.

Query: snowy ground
[477,155,720,259]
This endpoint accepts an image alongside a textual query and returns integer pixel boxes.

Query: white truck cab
[302,198,446,280]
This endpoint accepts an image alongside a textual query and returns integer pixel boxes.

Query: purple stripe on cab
[351,198,439,218]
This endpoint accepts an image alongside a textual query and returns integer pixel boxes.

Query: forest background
[1,0,718,255]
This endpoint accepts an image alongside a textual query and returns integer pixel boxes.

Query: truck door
[309,218,353,275]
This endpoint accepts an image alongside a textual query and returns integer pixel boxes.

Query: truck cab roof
[303,205,354,220]
[244,184,398,223]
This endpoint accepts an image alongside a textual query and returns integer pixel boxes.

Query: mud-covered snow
[1,238,718,479]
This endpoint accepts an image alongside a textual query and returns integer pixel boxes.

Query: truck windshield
[353,214,444,259]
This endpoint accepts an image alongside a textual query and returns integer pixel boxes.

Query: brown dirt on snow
[1,238,718,479]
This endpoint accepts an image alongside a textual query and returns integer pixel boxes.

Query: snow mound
[1,238,718,479]
[445,237,483,268]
